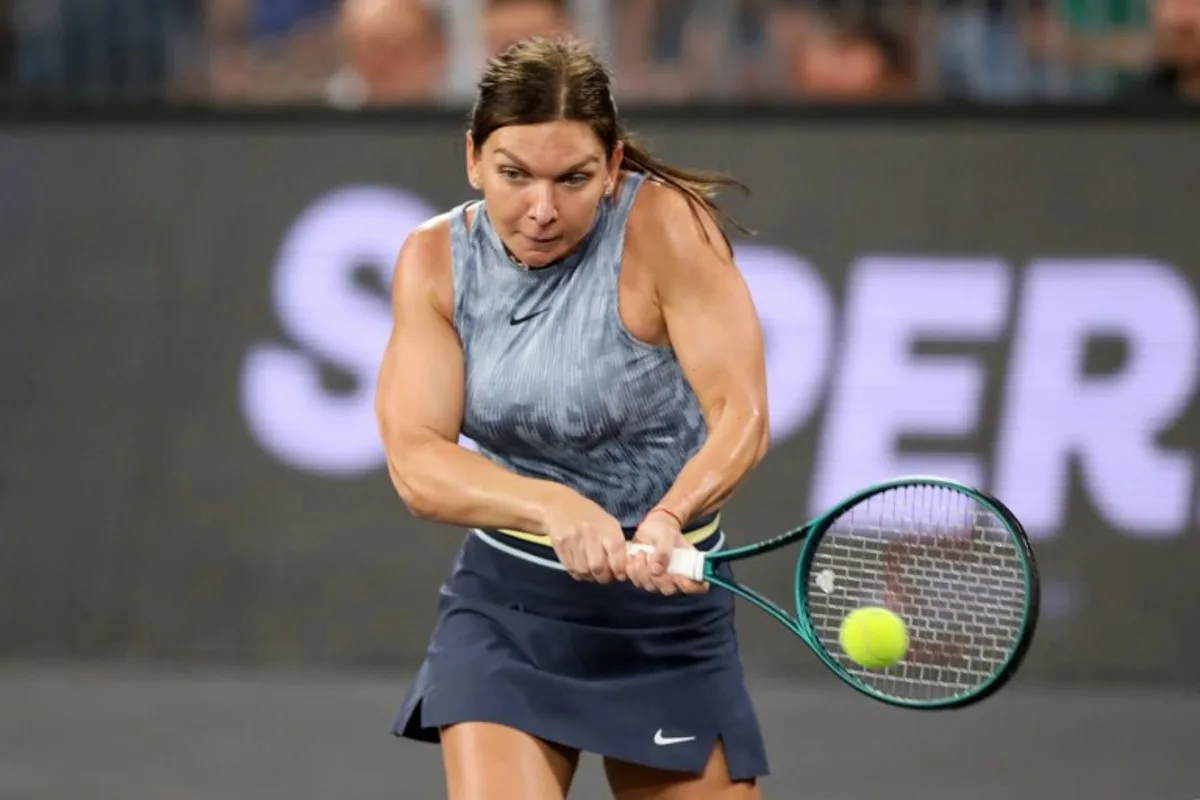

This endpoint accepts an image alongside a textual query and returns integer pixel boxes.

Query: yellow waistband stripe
[496,514,721,548]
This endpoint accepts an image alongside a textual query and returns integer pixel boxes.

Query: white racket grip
[626,543,707,581]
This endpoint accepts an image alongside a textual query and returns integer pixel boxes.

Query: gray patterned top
[449,173,708,529]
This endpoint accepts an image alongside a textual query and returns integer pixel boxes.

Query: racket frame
[694,475,1042,710]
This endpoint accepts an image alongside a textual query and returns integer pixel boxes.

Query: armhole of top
[609,172,647,249]
[447,201,478,330]
[608,172,673,353]
[607,171,647,289]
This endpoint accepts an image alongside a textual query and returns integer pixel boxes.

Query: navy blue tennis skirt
[391,525,770,781]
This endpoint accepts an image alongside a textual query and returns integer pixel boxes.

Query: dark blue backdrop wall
[1,112,1197,682]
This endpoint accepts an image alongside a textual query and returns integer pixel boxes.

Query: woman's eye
[562,174,589,186]
[500,168,523,181]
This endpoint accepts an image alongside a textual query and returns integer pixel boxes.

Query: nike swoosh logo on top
[654,729,696,746]
[509,308,550,326]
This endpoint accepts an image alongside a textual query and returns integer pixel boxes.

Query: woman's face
[467,120,621,268]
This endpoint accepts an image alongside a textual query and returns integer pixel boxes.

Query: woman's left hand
[628,510,709,596]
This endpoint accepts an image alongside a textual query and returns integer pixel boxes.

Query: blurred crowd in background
[0,0,1196,106]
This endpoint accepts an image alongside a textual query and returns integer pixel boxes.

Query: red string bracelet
[648,506,684,527]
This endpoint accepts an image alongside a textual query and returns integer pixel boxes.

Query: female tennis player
[375,35,770,799]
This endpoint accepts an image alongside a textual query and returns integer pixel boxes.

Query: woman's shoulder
[399,202,482,269]
[623,175,731,266]
[406,201,479,249]
[392,202,480,319]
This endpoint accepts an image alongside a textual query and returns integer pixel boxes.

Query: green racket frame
[693,476,1041,710]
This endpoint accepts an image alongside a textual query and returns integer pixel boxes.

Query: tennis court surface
[1,663,1193,799]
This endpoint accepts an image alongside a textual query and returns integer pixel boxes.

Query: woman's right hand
[540,488,629,584]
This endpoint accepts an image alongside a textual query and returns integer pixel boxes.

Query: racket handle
[626,543,707,581]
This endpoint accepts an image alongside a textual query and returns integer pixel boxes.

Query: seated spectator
[788,16,920,101]
[1022,0,1154,98]
[326,0,447,107]
[1127,0,1200,99]
[933,0,1040,100]
[482,0,573,61]
[611,0,768,102]
[206,0,342,103]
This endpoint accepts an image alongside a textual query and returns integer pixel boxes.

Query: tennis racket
[629,475,1039,710]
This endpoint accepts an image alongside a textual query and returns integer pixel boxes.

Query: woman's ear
[608,139,625,191]
[465,132,482,190]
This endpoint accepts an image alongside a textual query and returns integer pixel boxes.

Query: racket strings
[804,485,1029,703]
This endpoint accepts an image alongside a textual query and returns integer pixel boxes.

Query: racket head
[794,476,1040,710]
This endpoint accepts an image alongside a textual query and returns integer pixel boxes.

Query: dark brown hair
[468,36,751,238]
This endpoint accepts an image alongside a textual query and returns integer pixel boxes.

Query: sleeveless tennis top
[448,172,708,530]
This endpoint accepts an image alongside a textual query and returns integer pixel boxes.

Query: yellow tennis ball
[838,607,909,669]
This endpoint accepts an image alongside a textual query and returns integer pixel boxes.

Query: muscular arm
[631,186,770,525]
[374,217,567,533]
